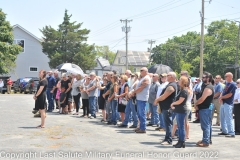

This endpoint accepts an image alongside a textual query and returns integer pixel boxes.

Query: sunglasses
[140,70,146,72]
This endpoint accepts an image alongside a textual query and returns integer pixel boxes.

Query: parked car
[13,78,24,93]
[24,79,39,94]
[0,76,11,94]
[19,78,32,93]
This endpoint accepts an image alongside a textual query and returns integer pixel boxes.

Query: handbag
[121,97,128,105]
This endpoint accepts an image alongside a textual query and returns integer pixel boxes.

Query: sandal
[36,125,45,128]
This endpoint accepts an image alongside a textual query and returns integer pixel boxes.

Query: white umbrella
[56,63,84,76]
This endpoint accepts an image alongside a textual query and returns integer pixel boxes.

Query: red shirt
[7,79,13,85]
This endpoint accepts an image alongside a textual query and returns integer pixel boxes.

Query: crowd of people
[33,68,240,148]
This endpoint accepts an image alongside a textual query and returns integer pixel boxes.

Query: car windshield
[22,78,31,82]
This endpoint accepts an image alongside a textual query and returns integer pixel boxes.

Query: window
[29,67,38,72]
[14,39,25,52]
[118,57,121,64]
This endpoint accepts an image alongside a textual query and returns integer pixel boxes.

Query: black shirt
[198,84,214,110]
[61,79,71,90]
[104,81,112,100]
[174,89,188,113]
[159,82,178,110]
[37,79,48,97]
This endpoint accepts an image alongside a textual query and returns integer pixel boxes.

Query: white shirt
[0,81,3,87]
[234,88,240,103]
[156,81,169,98]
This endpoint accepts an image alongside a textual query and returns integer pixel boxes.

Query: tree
[95,46,116,64]
[40,10,97,72]
[0,9,22,74]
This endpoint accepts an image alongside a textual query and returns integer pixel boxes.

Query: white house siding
[9,26,51,81]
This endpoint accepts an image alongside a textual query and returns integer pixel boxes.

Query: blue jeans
[111,100,118,124]
[220,103,235,135]
[106,101,112,122]
[149,103,159,125]
[89,96,97,117]
[123,99,138,126]
[176,113,187,141]
[137,100,147,130]
[46,89,54,111]
[159,113,165,129]
[162,109,173,143]
[188,110,192,120]
[199,108,212,144]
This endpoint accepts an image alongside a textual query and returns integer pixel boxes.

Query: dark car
[13,78,24,93]
[24,79,39,94]
[0,76,11,94]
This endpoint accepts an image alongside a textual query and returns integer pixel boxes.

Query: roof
[96,57,110,68]
[13,24,42,42]
[115,50,150,66]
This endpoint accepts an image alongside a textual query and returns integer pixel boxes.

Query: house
[111,50,150,73]
[8,24,51,80]
[86,57,112,77]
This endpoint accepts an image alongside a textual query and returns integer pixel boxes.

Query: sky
[1,0,240,52]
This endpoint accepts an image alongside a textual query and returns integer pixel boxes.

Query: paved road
[0,95,239,160]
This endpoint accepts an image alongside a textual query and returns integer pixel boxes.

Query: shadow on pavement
[18,127,38,129]
[115,129,135,134]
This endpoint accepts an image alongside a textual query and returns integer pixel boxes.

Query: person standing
[218,72,236,138]
[154,72,178,145]
[72,74,82,115]
[6,77,13,94]
[155,73,168,131]
[61,73,72,113]
[102,72,113,123]
[118,72,140,128]
[131,67,151,133]
[0,79,4,94]
[52,71,60,109]
[170,76,189,148]
[33,70,48,128]
[86,72,98,119]
[98,77,107,122]
[80,76,90,117]
[147,74,160,127]
[233,79,240,135]
[212,75,223,126]
[195,72,214,147]
[46,71,56,112]
[193,78,202,123]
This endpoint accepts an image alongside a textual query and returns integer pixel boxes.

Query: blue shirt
[222,82,236,105]
[214,82,223,99]
[47,76,56,89]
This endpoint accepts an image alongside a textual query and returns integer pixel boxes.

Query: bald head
[225,72,233,82]
[125,70,132,78]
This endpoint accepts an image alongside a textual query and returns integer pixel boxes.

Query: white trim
[13,24,42,42]
[29,67,38,72]
[14,39,25,53]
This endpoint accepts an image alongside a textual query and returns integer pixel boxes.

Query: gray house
[8,24,51,80]
[86,57,112,77]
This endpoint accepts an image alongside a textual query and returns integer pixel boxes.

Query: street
[0,94,239,160]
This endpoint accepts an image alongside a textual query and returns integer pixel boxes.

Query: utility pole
[199,0,204,78]
[235,21,240,80]
[120,19,132,70]
[148,40,156,63]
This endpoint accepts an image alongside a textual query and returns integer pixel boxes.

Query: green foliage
[128,65,134,73]
[0,9,22,74]
[151,20,239,77]
[95,46,115,64]
[40,10,97,72]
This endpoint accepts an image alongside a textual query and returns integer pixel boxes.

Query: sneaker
[193,119,200,123]
[152,124,159,127]
[147,123,153,126]
[218,132,228,135]
[135,130,146,133]
[129,125,137,128]
[89,116,94,119]
[160,141,171,145]
[225,135,235,138]
[118,124,128,128]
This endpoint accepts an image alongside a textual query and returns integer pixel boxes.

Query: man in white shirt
[155,73,168,131]
[0,79,4,94]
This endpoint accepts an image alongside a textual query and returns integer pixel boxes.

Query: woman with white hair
[72,74,82,115]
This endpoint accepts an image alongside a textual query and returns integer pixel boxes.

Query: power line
[109,37,125,50]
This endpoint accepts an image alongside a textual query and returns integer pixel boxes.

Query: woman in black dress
[34,70,48,128]
[61,73,72,113]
